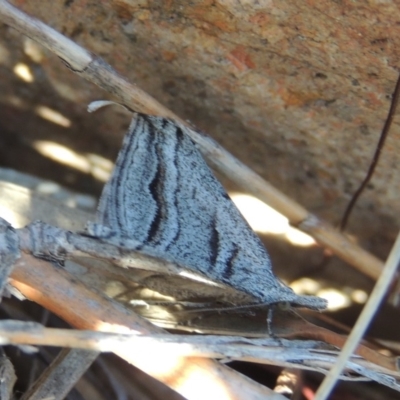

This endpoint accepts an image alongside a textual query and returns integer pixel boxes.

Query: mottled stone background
[0,0,399,294]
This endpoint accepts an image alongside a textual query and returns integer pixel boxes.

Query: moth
[90,114,327,311]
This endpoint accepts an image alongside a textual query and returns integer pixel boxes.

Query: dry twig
[20,349,98,400]
[0,320,399,391]
[315,230,400,399]
[0,348,16,400]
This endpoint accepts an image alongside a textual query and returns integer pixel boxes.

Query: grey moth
[92,113,327,311]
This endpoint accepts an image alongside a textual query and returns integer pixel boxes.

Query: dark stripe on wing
[209,217,220,269]
[221,245,240,280]
[145,123,163,244]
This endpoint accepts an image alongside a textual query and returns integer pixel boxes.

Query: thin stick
[340,73,400,231]
[20,349,98,400]
[314,230,400,400]
[0,321,398,376]
[0,0,385,281]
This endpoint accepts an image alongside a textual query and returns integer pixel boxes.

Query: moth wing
[97,115,326,310]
